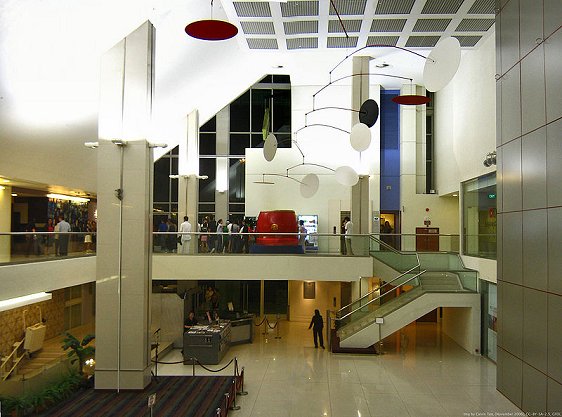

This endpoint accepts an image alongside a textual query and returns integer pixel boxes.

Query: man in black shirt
[308,309,325,349]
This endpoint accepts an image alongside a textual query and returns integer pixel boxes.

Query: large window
[153,146,178,229]
[426,91,434,193]
[462,173,496,259]
[153,76,291,224]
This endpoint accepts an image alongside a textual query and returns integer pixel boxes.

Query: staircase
[1,339,25,381]
[335,238,480,352]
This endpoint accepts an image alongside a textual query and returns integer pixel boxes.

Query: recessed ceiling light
[11,193,18,197]
[375,62,390,68]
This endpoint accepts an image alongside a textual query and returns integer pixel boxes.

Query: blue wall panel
[380,90,400,211]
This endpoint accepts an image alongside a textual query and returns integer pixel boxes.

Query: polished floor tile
[155,321,521,417]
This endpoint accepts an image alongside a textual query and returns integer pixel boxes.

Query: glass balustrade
[0,233,96,265]
[153,232,373,256]
[335,269,425,328]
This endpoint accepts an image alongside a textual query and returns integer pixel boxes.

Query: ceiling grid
[226,0,495,51]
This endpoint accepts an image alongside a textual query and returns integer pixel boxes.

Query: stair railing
[335,269,427,325]
[1,338,25,381]
[336,252,421,319]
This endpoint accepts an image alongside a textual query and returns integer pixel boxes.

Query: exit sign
[488,193,496,199]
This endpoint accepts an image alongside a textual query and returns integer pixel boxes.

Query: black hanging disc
[359,99,379,127]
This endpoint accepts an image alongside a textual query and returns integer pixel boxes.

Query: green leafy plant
[1,371,84,416]
[62,332,95,375]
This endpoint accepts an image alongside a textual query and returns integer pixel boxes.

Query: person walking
[178,216,192,254]
[215,219,224,253]
[344,216,353,256]
[308,309,325,349]
[298,220,307,253]
[167,218,177,253]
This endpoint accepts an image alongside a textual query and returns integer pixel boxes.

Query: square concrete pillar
[95,21,155,390]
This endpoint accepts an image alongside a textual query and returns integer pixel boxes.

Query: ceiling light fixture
[185,0,238,41]
[47,193,90,203]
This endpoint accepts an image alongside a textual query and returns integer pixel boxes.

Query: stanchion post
[192,358,196,376]
[216,407,221,417]
[238,366,248,395]
[377,321,384,355]
[326,309,331,350]
[229,379,241,410]
[274,313,281,339]
[262,315,267,335]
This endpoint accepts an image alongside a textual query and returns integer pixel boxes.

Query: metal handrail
[336,269,427,322]
[369,234,402,254]
[336,261,421,316]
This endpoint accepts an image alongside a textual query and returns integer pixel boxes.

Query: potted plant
[62,332,95,376]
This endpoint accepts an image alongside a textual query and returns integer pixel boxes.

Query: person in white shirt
[178,216,192,255]
[57,215,71,256]
[344,216,353,256]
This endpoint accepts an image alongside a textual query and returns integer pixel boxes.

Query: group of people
[156,218,179,253]
[173,215,253,255]
[183,285,221,331]
[25,215,74,257]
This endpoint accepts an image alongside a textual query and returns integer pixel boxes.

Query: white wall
[461,255,497,283]
[153,254,372,282]
[0,257,96,301]
[434,33,497,196]
[245,82,381,236]
[442,306,481,355]
[289,280,341,323]
[151,293,184,348]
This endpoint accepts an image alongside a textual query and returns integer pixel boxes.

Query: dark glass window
[259,75,272,83]
[230,134,250,156]
[154,203,169,213]
[276,133,292,149]
[251,89,270,133]
[229,203,245,213]
[264,281,288,314]
[200,133,217,156]
[201,117,216,132]
[199,203,215,212]
[251,133,264,148]
[154,158,170,202]
[229,158,245,203]
[170,178,178,201]
[273,75,290,83]
[230,92,250,132]
[272,89,291,132]
[199,159,216,202]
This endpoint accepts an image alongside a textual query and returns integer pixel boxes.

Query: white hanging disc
[300,173,319,198]
[263,133,278,162]
[423,37,461,92]
[335,166,359,186]
[350,123,371,152]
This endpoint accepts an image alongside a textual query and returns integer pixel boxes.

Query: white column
[215,106,229,222]
[400,84,427,197]
[0,185,12,263]
[351,57,372,237]
[178,110,200,253]
[95,21,154,390]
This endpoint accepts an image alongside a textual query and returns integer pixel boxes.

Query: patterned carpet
[40,376,237,417]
